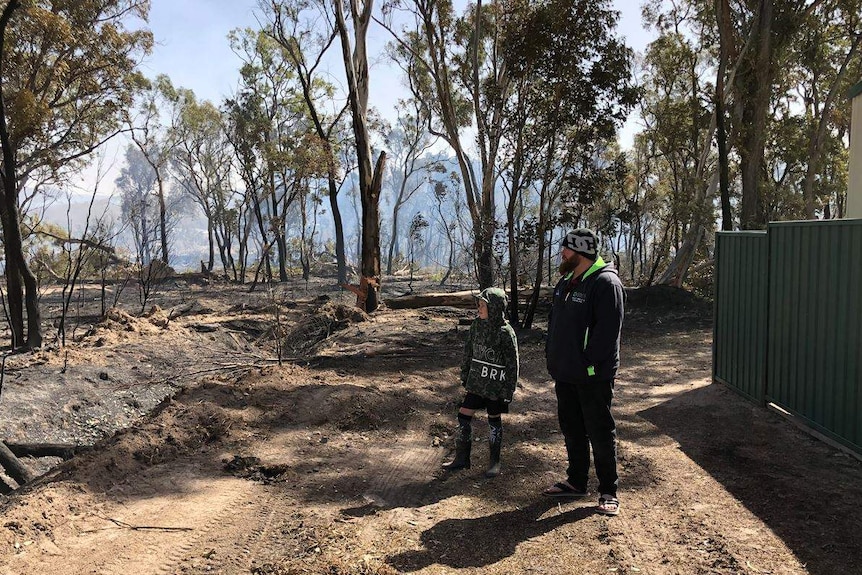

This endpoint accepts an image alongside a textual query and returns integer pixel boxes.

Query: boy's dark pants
[554,379,618,496]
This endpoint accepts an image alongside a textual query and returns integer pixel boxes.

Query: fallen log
[385,290,478,309]
[5,442,82,460]
[0,441,35,486]
[385,287,554,310]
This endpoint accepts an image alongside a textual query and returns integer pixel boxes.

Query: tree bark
[268,8,349,285]
[206,218,215,271]
[268,169,288,282]
[333,0,383,311]
[361,152,386,312]
[386,198,402,275]
[716,0,734,231]
[0,0,41,349]
[156,176,169,264]
[327,168,348,284]
[523,125,560,329]
[737,0,773,229]
[505,105,528,326]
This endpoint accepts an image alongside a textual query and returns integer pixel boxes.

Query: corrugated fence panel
[713,231,769,402]
[767,220,862,453]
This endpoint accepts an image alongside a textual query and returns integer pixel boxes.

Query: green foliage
[502,0,638,135]
[3,0,152,185]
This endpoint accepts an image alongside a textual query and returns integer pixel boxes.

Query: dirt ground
[0,277,860,575]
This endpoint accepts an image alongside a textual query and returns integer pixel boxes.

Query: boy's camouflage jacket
[460,288,519,401]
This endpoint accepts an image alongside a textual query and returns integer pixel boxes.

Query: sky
[138,0,653,144]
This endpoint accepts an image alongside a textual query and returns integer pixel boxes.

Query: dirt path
[0,287,860,575]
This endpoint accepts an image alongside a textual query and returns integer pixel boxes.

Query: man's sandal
[542,481,588,498]
[597,495,620,516]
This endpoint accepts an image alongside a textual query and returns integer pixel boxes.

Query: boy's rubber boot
[442,437,471,470]
[485,435,502,478]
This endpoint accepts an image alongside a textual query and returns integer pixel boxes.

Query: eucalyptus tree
[125,74,183,265]
[173,91,242,279]
[645,0,861,229]
[224,88,280,284]
[429,178,459,284]
[116,144,160,267]
[382,0,509,289]
[636,9,717,287]
[383,99,438,275]
[332,0,388,312]
[383,0,635,297]
[621,135,666,284]
[792,0,862,217]
[498,34,542,322]
[226,28,316,283]
[0,0,151,348]
[407,211,429,287]
[297,186,324,280]
[627,0,861,291]
[498,0,636,326]
[713,0,836,228]
[715,0,734,230]
[266,0,352,284]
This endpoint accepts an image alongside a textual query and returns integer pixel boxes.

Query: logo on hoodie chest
[470,342,506,382]
[567,289,587,304]
[473,343,500,363]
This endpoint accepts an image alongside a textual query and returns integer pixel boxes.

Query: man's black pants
[554,379,618,497]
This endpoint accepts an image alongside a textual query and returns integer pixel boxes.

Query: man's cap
[561,228,599,258]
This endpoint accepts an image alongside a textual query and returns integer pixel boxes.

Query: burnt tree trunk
[5,442,81,460]
[327,167,348,284]
[0,441,34,486]
[333,0,383,312]
[0,0,41,349]
[361,152,386,312]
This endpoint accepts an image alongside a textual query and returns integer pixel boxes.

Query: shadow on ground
[386,499,595,571]
[639,382,862,575]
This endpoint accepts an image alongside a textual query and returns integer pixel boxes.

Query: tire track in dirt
[2,469,254,575]
[92,475,254,575]
[181,490,284,573]
[149,489,271,575]
[361,435,442,508]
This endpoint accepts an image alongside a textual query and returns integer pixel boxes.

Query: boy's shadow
[387,499,595,571]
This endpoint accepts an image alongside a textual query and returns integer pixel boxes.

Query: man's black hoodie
[546,257,625,384]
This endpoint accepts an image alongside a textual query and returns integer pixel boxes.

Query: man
[543,228,625,516]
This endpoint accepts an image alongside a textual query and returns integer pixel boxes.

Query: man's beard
[559,254,579,275]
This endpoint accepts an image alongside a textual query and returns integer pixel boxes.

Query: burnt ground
[0,277,859,575]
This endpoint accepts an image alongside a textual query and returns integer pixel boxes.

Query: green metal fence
[713,231,769,403]
[766,220,862,453]
[713,220,862,455]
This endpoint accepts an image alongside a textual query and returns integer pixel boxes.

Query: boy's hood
[478,288,507,326]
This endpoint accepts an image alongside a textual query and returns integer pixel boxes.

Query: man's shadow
[387,498,595,571]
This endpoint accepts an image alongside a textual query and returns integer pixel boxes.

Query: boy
[442,287,519,478]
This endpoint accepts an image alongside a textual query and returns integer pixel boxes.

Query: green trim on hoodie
[582,257,608,377]
[582,256,608,280]
[581,257,609,353]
